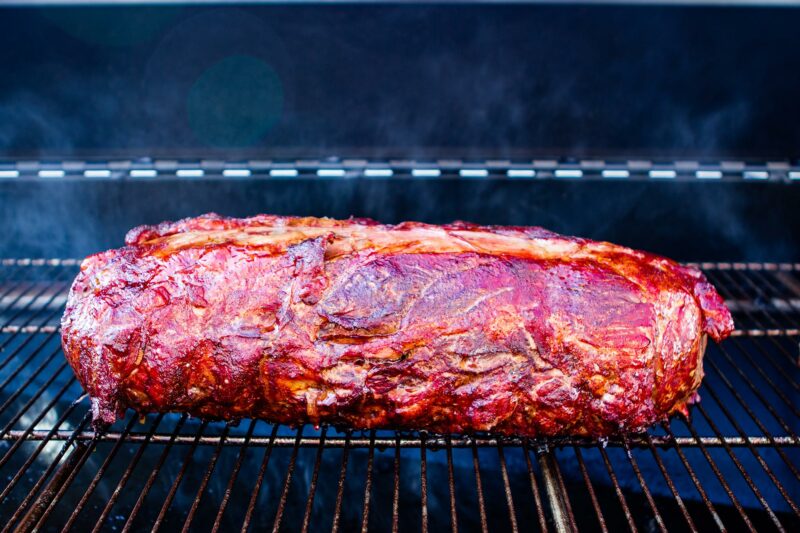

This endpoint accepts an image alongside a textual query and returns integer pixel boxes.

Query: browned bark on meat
[62,214,733,436]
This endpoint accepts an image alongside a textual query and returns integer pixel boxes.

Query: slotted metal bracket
[0,158,798,182]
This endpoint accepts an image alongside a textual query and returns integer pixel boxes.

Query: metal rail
[0,261,797,532]
[0,158,799,183]
[0,429,797,448]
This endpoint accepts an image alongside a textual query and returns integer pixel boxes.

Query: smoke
[0,75,129,157]
[650,100,753,155]
[1,4,796,159]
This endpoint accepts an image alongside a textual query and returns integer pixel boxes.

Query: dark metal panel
[1,4,799,160]
[1,178,799,261]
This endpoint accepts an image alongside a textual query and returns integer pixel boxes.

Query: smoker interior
[1,2,799,531]
[0,259,797,532]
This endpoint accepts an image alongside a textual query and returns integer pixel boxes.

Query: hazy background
[1,3,799,160]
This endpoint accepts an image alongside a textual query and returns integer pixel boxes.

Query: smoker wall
[1,179,798,261]
[1,4,798,261]
[1,3,799,160]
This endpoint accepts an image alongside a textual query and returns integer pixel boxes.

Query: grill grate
[0,261,797,532]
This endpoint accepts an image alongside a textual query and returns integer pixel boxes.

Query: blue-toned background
[1,3,799,159]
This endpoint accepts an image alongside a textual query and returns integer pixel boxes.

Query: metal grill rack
[0,260,797,532]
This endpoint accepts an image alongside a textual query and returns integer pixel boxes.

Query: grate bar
[240,425,280,533]
[360,430,377,533]
[391,435,401,533]
[300,426,327,533]
[498,444,520,532]
[419,434,429,533]
[706,269,800,365]
[471,444,489,533]
[0,305,62,379]
[0,341,63,420]
[574,448,609,533]
[3,411,93,531]
[445,436,458,533]
[4,429,796,448]
[330,430,352,533]
[61,417,140,531]
[213,420,257,533]
[660,425,729,531]
[0,354,68,441]
[698,386,800,516]
[729,268,800,327]
[729,336,800,401]
[522,443,548,532]
[271,426,304,533]
[182,424,232,532]
[1,325,60,333]
[706,353,800,472]
[0,283,69,375]
[643,434,701,532]
[0,259,79,266]
[621,439,667,533]
[0,374,76,472]
[25,428,103,531]
[0,391,82,505]
[689,407,787,531]
[550,450,578,532]
[730,328,800,336]
[152,420,210,531]
[91,414,166,533]
[598,446,638,532]
[13,441,91,533]
[538,450,577,533]
[6,160,800,183]
[0,349,65,436]
[121,414,188,533]
[0,267,69,342]
[0,278,55,336]
[672,419,758,532]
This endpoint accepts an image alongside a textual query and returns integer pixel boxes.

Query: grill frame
[0,159,799,181]
[0,261,797,532]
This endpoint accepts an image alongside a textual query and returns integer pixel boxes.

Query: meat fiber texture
[62,214,733,437]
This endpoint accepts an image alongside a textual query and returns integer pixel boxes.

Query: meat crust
[61,214,733,436]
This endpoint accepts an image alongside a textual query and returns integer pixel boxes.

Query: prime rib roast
[61,214,733,436]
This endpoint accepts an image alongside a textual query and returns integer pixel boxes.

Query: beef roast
[61,214,733,436]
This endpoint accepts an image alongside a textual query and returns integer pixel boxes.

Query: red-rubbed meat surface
[61,214,733,436]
